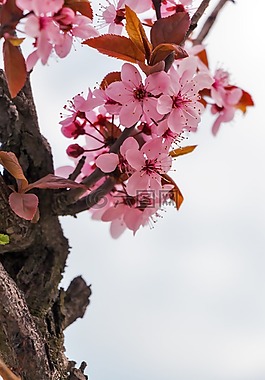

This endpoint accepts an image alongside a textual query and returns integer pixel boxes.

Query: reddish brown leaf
[9,192,39,221]
[3,39,27,98]
[169,145,197,158]
[0,0,23,31]
[162,173,184,210]
[227,87,254,113]
[149,43,188,66]
[64,0,93,19]
[25,174,87,192]
[196,48,209,68]
[100,71,121,90]
[125,5,152,61]
[138,60,165,76]
[151,11,190,48]
[0,150,28,191]
[83,35,145,63]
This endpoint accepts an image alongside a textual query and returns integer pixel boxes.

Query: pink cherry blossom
[60,91,102,129]
[161,0,193,17]
[16,0,64,15]
[99,1,125,35]
[93,88,122,115]
[157,58,213,133]
[105,63,170,127]
[211,87,243,136]
[211,68,230,107]
[124,138,172,196]
[123,0,152,13]
[101,191,161,238]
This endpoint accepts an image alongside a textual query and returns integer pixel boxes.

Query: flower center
[143,159,158,175]
[133,84,147,100]
[172,93,189,109]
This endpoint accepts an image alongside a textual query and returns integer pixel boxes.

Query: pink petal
[145,71,169,95]
[167,109,185,133]
[126,172,149,196]
[26,50,39,71]
[120,137,139,157]
[110,218,127,239]
[102,204,124,221]
[141,138,162,159]
[105,82,132,104]
[126,149,145,171]
[96,153,119,173]
[121,63,142,88]
[55,33,72,58]
[227,88,243,105]
[119,101,142,127]
[124,208,142,233]
[157,95,173,115]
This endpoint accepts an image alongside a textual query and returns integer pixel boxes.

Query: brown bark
[0,70,91,379]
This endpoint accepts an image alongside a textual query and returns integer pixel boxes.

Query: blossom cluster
[98,0,193,34]
[0,0,252,236]
[14,0,98,70]
[59,50,250,237]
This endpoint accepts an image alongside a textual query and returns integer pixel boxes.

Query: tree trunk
[0,70,91,379]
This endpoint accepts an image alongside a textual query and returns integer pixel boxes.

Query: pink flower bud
[54,7,75,26]
[67,144,85,158]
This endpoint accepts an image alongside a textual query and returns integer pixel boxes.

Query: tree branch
[152,0,161,19]
[62,276,91,330]
[192,0,234,45]
[184,0,212,42]
[58,176,116,216]
[54,125,136,215]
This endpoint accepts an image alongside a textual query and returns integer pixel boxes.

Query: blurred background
[3,1,265,379]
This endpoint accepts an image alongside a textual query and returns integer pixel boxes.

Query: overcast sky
[2,1,265,379]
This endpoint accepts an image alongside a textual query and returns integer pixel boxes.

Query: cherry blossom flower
[16,0,64,15]
[157,57,213,133]
[124,138,172,196]
[98,0,152,34]
[211,68,230,107]
[20,3,99,68]
[161,0,193,17]
[99,1,125,35]
[93,88,122,115]
[60,91,102,129]
[101,191,160,238]
[105,63,170,127]
[211,87,243,136]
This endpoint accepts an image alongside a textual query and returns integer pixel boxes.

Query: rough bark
[0,70,91,379]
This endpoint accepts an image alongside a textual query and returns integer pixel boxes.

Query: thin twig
[193,0,234,45]
[59,177,116,216]
[54,125,136,213]
[184,0,212,42]
[152,0,162,20]
[68,156,86,181]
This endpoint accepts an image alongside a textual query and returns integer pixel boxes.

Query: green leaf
[0,234,10,245]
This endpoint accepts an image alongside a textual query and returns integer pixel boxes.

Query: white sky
[2,1,265,379]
